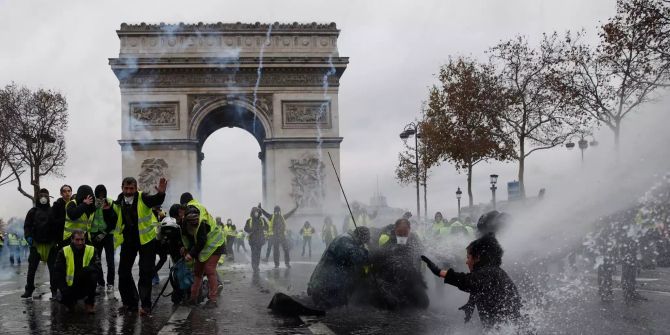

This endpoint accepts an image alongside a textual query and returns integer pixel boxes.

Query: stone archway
[110,22,348,216]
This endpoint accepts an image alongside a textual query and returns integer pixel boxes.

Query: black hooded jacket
[66,185,116,237]
[244,208,269,247]
[444,262,522,328]
[24,201,56,244]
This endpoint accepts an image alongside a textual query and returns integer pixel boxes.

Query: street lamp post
[565,134,598,165]
[400,122,421,223]
[490,174,498,210]
[456,187,462,218]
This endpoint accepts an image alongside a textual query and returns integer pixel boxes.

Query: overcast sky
[2,0,668,227]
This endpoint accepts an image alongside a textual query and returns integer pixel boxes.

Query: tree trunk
[518,138,526,199]
[32,170,40,206]
[423,181,427,221]
[613,122,621,156]
[467,163,473,208]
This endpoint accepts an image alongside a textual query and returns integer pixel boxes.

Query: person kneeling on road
[422,233,524,331]
[53,229,100,314]
[181,205,225,308]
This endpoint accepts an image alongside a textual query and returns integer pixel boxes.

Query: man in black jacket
[52,185,72,249]
[21,188,59,298]
[422,233,523,330]
[53,229,101,314]
[244,206,269,273]
[116,177,167,316]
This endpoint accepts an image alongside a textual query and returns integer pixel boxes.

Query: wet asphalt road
[1,247,670,334]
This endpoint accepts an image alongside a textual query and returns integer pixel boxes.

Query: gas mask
[396,236,409,245]
[124,196,134,205]
[95,198,104,209]
[39,197,48,205]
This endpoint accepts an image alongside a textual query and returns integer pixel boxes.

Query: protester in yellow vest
[299,221,316,258]
[63,185,97,244]
[53,229,100,314]
[7,232,21,265]
[115,177,167,316]
[260,203,298,269]
[181,205,225,308]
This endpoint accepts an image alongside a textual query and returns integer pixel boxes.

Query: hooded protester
[89,185,117,292]
[422,233,524,330]
[53,229,101,314]
[244,206,269,273]
[370,218,428,310]
[52,185,73,249]
[62,185,97,247]
[260,203,298,268]
[181,205,225,308]
[21,188,59,298]
[307,227,370,309]
[115,176,167,316]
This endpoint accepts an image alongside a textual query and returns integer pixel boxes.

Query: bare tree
[421,57,516,207]
[0,83,68,203]
[490,34,583,198]
[560,0,670,151]
[0,106,20,187]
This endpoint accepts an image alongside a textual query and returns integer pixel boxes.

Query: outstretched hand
[421,255,443,277]
[156,178,168,193]
[83,195,94,205]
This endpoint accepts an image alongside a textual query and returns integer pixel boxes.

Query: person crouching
[181,205,225,308]
[53,229,100,314]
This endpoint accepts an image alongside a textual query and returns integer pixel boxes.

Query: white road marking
[157,306,193,335]
[263,272,335,335]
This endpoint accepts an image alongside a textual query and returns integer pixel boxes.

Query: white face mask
[124,196,134,205]
[39,197,48,205]
[397,236,409,245]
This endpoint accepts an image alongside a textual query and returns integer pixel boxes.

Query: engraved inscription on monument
[282,101,331,129]
[130,102,179,130]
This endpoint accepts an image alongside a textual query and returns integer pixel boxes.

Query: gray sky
[3,0,665,227]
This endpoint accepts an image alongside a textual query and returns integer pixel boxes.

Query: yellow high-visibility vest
[63,199,93,240]
[63,245,95,286]
[112,192,158,248]
[182,218,225,262]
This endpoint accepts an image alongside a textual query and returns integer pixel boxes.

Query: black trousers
[91,234,115,286]
[61,267,98,307]
[302,236,312,257]
[265,236,275,260]
[118,239,155,310]
[236,239,247,252]
[25,244,56,293]
[273,236,290,267]
[226,236,235,259]
[250,243,263,271]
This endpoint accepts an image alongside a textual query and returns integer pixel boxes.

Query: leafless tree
[490,34,583,198]
[0,83,68,203]
[559,0,670,151]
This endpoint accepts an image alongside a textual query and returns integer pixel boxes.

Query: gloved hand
[421,255,442,277]
[459,301,475,323]
[94,233,106,243]
[26,237,33,246]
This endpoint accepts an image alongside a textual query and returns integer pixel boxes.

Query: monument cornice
[264,137,342,149]
[109,57,349,68]
[118,22,340,34]
[118,139,200,151]
[113,67,344,88]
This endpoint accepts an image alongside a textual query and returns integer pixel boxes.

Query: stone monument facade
[109,22,347,215]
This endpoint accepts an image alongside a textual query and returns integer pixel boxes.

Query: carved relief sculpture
[130,102,179,130]
[138,158,169,195]
[282,101,331,129]
[289,156,325,208]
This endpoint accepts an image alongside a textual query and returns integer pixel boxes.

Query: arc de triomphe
[109,22,347,215]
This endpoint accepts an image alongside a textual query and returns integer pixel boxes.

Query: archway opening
[197,104,267,225]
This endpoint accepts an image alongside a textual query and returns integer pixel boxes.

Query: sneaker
[106,284,114,293]
[625,292,649,302]
[85,304,96,314]
[152,274,160,286]
[20,290,33,299]
[217,284,224,296]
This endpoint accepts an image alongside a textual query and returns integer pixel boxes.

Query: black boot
[20,289,34,299]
